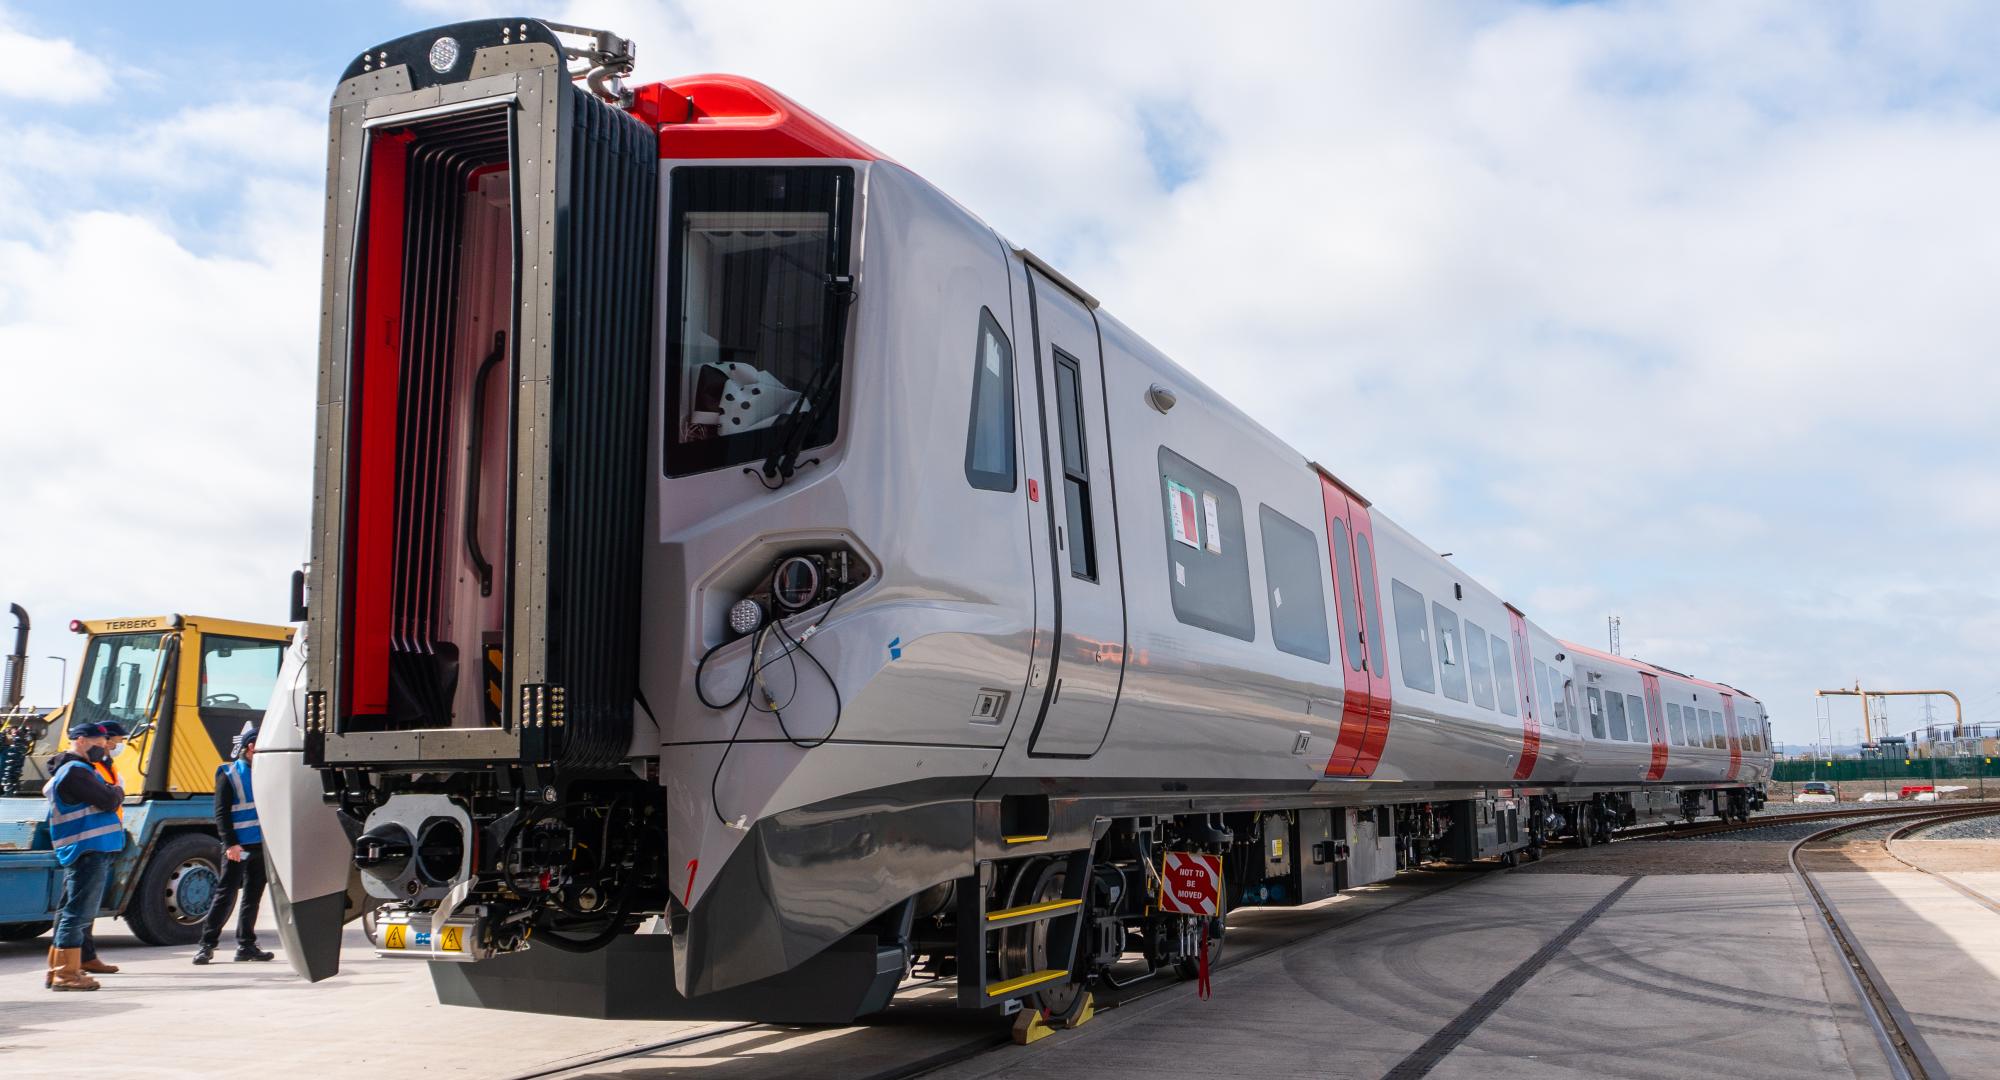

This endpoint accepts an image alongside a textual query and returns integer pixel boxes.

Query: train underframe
[331,771,1764,1024]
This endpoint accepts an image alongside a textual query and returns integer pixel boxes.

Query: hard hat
[231,720,261,758]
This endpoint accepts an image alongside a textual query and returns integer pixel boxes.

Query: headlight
[771,556,821,613]
[728,597,765,637]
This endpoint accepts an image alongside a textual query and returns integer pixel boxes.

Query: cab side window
[963,308,1016,492]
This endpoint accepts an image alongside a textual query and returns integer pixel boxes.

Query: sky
[1,1,1995,748]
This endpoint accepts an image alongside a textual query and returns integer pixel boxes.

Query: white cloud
[0,12,113,101]
[5,2,1998,746]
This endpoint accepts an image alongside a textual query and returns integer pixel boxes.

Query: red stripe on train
[1641,672,1668,781]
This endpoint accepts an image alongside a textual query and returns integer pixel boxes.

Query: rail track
[1788,802,2000,1080]
[1624,800,2000,841]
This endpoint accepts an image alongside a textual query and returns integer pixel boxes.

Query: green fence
[1774,756,2000,782]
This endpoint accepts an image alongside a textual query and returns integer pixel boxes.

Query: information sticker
[1201,492,1223,554]
[1166,480,1200,548]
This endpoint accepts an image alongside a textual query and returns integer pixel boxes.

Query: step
[985,968,1067,999]
[984,898,1081,928]
[1002,834,1048,845]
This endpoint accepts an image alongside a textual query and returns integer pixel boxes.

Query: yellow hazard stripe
[986,898,1080,923]
[986,968,1067,997]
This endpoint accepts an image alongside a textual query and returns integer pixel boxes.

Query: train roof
[1561,640,1759,703]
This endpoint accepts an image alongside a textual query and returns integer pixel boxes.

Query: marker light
[728,597,765,637]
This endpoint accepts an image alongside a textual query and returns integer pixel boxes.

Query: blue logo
[415,931,432,947]
[887,637,902,661]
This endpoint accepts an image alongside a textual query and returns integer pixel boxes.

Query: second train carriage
[262,18,1771,1023]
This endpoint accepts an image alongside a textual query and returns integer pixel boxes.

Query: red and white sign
[1159,851,1223,916]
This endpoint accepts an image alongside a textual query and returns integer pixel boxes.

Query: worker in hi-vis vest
[194,721,273,964]
[43,721,127,991]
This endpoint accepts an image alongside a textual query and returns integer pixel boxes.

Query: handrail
[464,331,507,597]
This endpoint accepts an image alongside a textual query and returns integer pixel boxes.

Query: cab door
[1023,269,1126,756]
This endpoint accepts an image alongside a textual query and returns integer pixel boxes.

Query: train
[260,17,1771,1025]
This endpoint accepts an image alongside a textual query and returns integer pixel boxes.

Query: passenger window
[1355,534,1385,678]
[1667,702,1685,745]
[963,308,1016,492]
[1490,635,1518,716]
[1390,580,1436,693]
[1698,708,1714,748]
[1626,694,1647,742]
[1432,603,1468,702]
[1331,519,1364,672]
[1053,351,1096,580]
[1463,620,1496,710]
[1159,448,1254,641]
[1259,506,1331,663]
[1605,689,1628,741]
[1532,660,1553,728]
[1587,687,1606,739]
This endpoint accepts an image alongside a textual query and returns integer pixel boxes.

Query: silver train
[260,18,1771,1023]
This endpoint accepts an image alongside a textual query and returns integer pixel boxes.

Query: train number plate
[1159,851,1222,917]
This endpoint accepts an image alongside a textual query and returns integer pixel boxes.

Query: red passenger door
[1640,672,1667,780]
[1720,694,1742,780]
[1505,606,1539,780]
[1317,471,1390,777]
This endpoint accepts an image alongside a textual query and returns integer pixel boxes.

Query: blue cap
[66,721,105,740]
[97,720,129,738]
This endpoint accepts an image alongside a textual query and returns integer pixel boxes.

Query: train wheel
[997,858,1088,1019]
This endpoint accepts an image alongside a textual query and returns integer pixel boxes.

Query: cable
[705,591,846,826]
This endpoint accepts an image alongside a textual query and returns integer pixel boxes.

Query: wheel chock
[1011,992,1095,1045]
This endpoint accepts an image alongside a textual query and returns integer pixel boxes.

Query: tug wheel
[127,832,223,946]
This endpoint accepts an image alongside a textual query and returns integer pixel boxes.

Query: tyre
[125,832,223,946]
[0,921,52,941]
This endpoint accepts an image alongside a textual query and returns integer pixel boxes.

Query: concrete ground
[3,848,1994,1079]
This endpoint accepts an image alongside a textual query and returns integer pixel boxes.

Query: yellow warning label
[383,923,408,950]
[440,925,464,952]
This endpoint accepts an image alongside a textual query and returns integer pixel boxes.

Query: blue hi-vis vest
[225,759,262,845]
[43,760,126,866]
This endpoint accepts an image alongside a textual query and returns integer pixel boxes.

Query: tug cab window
[665,165,855,477]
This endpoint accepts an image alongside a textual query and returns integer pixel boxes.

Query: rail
[1787,802,2000,1079]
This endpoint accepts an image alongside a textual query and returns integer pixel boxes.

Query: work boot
[192,945,214,965]
[49,948,99,992]
[44,946,56,988]
[81,955,120,975]
[234,944,275,962]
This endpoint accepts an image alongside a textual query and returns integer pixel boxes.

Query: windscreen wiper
[758,273,855,486]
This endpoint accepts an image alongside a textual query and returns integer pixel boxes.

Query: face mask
[85,746,107,763]
[109,743,126,760]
